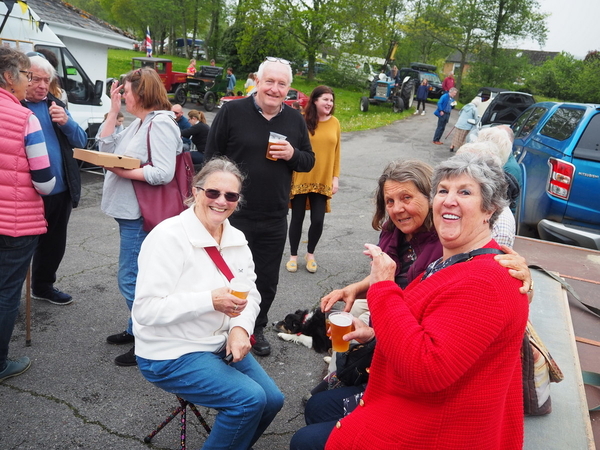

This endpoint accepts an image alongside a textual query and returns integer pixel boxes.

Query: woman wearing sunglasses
[133,157,284,450]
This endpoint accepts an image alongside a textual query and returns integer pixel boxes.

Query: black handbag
[335,338,377,387]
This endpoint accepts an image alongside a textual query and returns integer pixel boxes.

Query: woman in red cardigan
[326,152,529,450]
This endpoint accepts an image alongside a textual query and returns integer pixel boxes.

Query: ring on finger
[234,304,238,312]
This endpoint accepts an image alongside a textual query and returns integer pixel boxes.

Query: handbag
[333,338,377,387]
[132,122,194,232]
[522,321,564,415]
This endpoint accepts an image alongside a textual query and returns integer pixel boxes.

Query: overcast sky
[509,0,600,58]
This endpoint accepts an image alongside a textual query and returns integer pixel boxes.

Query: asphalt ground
[1,102,454,449]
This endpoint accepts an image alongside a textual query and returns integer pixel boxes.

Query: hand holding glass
[329,311,353,352]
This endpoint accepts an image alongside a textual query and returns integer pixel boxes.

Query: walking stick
[444,126,455,141]
[25,267,31,346]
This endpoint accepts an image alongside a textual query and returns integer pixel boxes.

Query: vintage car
[218,88,309,109]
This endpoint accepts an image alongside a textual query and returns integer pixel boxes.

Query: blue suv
[512,102,600,250]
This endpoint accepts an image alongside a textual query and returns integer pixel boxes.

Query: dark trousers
[31,191,72,294]
[417,99,426,111]
[290,385,365,450]
[433,112,450,142]
[0,234,38,369]
[229,214,287,330]
[289,193,327,255]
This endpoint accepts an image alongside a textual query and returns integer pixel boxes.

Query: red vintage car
[218,88,309,109]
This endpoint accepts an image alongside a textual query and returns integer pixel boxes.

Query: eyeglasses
[198,187,240,202]
[19,70,33,81]
[264,56,291,65]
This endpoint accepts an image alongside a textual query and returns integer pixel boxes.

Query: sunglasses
[198,187,240,203]
[264,56,291,65]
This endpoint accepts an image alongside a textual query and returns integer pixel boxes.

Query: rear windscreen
[572,113,600,162]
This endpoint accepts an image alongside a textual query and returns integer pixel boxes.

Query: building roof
[26,0,135,48]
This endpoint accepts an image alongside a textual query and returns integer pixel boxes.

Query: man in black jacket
[205,57,315,356]
[24,54,87,305]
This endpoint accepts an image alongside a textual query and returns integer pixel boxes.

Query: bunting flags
[145,26,152,57]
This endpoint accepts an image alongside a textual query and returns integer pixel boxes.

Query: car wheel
[204,92,217,112]
[174,86,187,106]
[360,96,369,112]
[393,97,404,113]
[401,79,416,109]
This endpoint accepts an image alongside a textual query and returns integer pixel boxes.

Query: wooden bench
[521,242,595,449]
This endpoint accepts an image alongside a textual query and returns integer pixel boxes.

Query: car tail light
[547,158,575,200]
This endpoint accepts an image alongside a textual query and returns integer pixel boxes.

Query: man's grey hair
[431,152,508,228]
[256,59,293,85]
[28,55,56,81]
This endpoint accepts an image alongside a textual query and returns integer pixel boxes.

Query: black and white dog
[273,308,330,353]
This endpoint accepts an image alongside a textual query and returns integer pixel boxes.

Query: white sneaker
[413,111,419,115]
[421,111,425,116]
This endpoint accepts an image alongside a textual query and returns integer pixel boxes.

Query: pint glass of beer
[230,278,251,299]
[266,131,287,160]
[329,311,353,352]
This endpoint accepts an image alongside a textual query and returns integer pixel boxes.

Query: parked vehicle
[398,63,443,99]
[360,73,415,113]
[512,102,600,250]
[108,58,227,111]
[466,90,535,142]
[1,2,109,146]
[218,88,309,109]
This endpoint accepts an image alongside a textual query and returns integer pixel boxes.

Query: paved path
[1,107,456,449]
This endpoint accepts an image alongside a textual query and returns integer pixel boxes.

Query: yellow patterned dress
[290,115,341,212]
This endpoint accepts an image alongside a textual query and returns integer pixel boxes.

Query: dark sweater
[205,96,314,219]
[181,122,210,153]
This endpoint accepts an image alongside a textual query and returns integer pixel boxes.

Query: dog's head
[273,309,309,334]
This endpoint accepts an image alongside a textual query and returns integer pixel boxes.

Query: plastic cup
[230,278,251,299]
[329,311,353,352]
[267,132,287,160]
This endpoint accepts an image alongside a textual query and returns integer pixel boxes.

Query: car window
[422,73,441,84]
[514,106,547,139]
[572,113,600,162]
[540,107,585,141]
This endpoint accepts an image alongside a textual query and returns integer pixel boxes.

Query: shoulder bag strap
[205,246,234,281]
[528,264,600,319]
[143,121,153,166]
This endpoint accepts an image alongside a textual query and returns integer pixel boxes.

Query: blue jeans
[115,218,148,335]
[138,350,284,450]
[290,385,365,450]
[0,234,38,370]
[433,112,450,142]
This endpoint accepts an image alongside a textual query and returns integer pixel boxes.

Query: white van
[1,1,112,145]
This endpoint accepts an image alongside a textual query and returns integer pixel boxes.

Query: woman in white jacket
[133,157,284,450]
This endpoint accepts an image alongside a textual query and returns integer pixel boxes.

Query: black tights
[289,193,327,256]
[417,100,426,111]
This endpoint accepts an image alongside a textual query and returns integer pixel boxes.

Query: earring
[483,218,489,224]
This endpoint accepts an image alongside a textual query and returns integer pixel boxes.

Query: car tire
[360,96,369,112]
[174,86,187,106]
[204,92,217,112]
[393,97,404,113]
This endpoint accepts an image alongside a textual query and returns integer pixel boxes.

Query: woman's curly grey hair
[185,156,246,208]
[430,152,508,228]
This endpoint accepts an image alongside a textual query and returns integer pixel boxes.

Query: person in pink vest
[0,47,55,382]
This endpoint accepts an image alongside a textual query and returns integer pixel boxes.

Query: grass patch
[107,49,414,132]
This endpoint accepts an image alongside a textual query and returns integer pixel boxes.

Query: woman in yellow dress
[286,85,341,273]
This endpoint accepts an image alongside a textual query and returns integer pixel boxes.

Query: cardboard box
[74,148,141,169]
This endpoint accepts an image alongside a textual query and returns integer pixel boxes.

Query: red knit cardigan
[326,242,529,450]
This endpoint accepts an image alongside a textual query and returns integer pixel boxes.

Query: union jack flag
[145,26,152,57]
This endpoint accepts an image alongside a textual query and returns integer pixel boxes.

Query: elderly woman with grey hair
[133,157,284,450]
[326,152,529,450]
